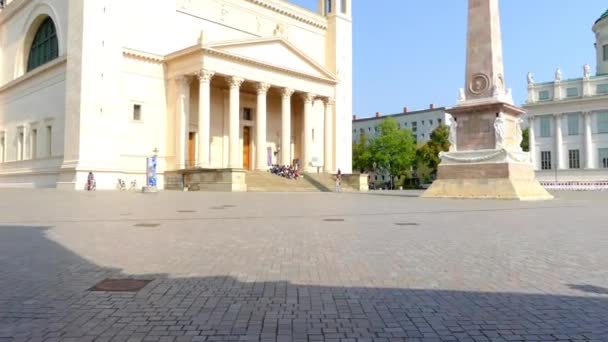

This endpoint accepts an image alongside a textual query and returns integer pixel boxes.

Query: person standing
[86,172,96,191]
[335,169,342,193]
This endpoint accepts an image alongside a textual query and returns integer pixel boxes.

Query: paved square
[1,190,607,342]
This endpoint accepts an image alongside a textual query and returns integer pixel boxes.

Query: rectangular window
[568,149,580,169]
[133,104,142,121]
[597,84,608,94]
[430,119,434,125]
[567,114,579,136]
[538,90,550,101]
[540,116,551,137]
[541,151,552,170]
[46,126,52,157]
[18,132,24,161]
[566,87,579,97]
[604,44,608,61]
[599,148,608,168]
[326,0,332,14]
[598,113,608,133]
[243,108,252,121]
[341,0,347,14]
[438,119,442,125]
[31,129,37,159]
[0,134,5,163]
[412,121,418,132]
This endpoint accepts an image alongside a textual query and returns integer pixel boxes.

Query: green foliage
[352,130,372,172]
[521,128,530,152]
[416,125,450,177]
[369,117,417,177]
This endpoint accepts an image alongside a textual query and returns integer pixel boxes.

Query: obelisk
[422,0,552,200]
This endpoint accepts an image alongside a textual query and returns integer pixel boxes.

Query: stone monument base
[422,149,553,201]
[164,168,247,192]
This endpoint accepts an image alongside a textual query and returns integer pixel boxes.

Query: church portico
[166,40,337,177]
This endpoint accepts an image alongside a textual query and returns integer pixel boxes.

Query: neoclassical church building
[0,0,353,189]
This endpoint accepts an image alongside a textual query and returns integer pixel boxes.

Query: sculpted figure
[494,114,506,149]
[448,117,458,152]
[458,88,466,102]
[515,118,524,151]
[555,68,562,82]
[527,72,534,86]
[584,64,591,80]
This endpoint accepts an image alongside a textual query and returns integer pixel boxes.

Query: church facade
[0,0,353,189]
[524,10,608,183]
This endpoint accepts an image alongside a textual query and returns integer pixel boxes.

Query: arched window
[27,17,58,72]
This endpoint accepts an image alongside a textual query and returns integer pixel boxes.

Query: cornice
[244,0,327,30]
[0,0,32,25]
[524,94,608,109]
[0,55,66,94]
[123,49,165,64]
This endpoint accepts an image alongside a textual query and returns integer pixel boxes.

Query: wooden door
[188,132,196,168]
[243,127,251,170]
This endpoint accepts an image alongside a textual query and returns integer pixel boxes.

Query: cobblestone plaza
[1,190,608,341]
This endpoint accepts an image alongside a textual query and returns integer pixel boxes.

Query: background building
[352,106,451,188]
[524,9,608,182]
[352,105,450,145]
[0,0,353,189]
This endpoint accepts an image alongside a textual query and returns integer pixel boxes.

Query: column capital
[323,97,335,106]
[256,82,271,95]
[552,113,563,118]
[197,69,215,83]
[228,76,244,88]
[301,93,316,103]
[175,75,192,87]
[583,111,593,117]
[281,87,295,98]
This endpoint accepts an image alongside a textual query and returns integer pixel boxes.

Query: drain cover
[324,218,345,222]
[210,207,225,210]
[120,213,132,216]
[222,205,236,208]
[133,223,160,227]
[177,210,196,213]
[90,279,153,292]
[395,223,419,226]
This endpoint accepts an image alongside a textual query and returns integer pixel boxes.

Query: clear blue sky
[289,0,607,118]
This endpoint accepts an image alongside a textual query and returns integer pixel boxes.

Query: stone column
[280,88,294,166]
[323,97,334,173]
[228,77,244,169]
[554,113,565,170]
[584,111,594,169]
[175,76,191,169]
[528,115,537,170]
[197,70,214,168]
[255,82,271,170]
[302,93,315,172]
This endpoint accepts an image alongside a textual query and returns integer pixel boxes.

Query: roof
[353,107,447,123]
[596,9,608,24]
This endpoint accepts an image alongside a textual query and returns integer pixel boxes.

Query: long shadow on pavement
[0,225,606,341]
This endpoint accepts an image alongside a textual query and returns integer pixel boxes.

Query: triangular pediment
[209,38,336,80]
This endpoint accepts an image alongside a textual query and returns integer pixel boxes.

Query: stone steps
[302,173,358,192]
[246,171,321,192]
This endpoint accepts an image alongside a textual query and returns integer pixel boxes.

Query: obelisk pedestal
[422,0,552,200]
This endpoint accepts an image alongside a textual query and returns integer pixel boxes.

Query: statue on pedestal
[555,68,562,82]
[527,72,534,86]
[494,114,506,149]
[448,118,458,152]
[584,64,591,80]
[458,88,466,102]
[515,118,524,151]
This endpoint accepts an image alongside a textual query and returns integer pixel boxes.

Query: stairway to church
[245,171,323,192]
[302,173,358,193]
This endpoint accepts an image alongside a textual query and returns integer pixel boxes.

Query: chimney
[375,112,381,118]
[352,115,357,121]
[429,103,435,109]
[403,107,408,113]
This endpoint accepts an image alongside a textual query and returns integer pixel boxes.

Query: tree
[416,125,450,178]
[352,130,372,172]
[521,128,530,152]
[370,117,417,185]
